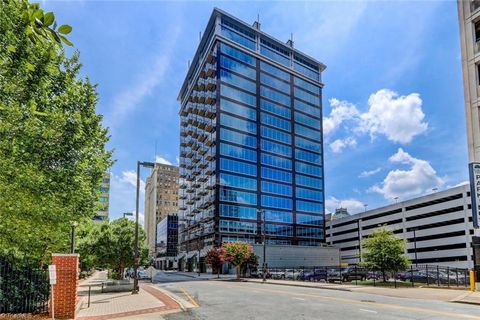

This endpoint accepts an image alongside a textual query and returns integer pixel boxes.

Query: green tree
[360,227,410,282]
[205,247,225,278]
[223,242,254,280]
[77,219,149,279]
[0,0,112,265]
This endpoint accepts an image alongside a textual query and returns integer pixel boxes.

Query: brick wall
[50,254,79,319]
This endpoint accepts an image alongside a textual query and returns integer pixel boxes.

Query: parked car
[137,270,150,280]
[297,269,328,281]
[397,270,436,283]
[340,267,368,282]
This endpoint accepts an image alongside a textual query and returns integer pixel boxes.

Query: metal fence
[246,264,471,288]
[0,258,50,314]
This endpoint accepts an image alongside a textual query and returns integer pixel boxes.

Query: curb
[149,285,196,310]
[241,279,352,292]
[450,300,480,306]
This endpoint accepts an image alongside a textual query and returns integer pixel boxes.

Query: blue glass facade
[178,9,326,252]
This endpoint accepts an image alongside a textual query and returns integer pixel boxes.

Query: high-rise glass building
[178,9,326,268]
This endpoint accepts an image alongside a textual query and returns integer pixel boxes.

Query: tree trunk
[236,266,240,280]
[382,269,386,282]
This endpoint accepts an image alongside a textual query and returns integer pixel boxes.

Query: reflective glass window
[266,239,292,245]
[294,99,321,118]
[264,210,293,223]
[220,43,256,66]
[296,174,322,189]
[260,72,290,94]
[296,188,323,201]
[295,112,321,129]
[223,236,255,244]
[294,77,320,95]
[295,123,321,140]
[219,204,257,219]
[295,136,321,153]
[261,139,291,157]
[220,128,256,148]
[219,173,257,191]
[220,25,256,50]
[262,194,292,210]
[261,167,292,183]
[260,86,290,106]
[220,219,257,234]
[261,112,291,132]
[296,200,323,213]
[260,61,290,81]
[220,99,256,121]
[260,99,290,119]
[220,69,256,93]
[264,223,293,236]
[261,153,292,170]
[297,214,323,226]
[220,158,257,177]
[261,126,291,144]
[293,61,319,81]
[221,84,256,107]
[260,44,290,66]
[298,240,321,246]
[261,181,292,196]
[295,148,321,164]
[220,143,257,163]
[219,55,256,79]
[296,226,323,239]
[295,162,322,176]
[294,87,320,106]
[220,188,257,205]
[220,113,256,134]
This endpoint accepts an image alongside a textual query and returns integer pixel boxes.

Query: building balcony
[192,181,201,188]
[205,151,215,161]
[186,187,194,193]
[192,156,201,164]
[180,130,187,137]
[205,164,215,175]
[179,182,188,189]
[192,168,201,176]
[205,135,216,147]
[191,142,200,151]
[198,175,208,182]
[186,174,194,182]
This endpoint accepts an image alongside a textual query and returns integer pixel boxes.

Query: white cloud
[326,89,428,145]
[370,148,444,200]
[323,98,359,136]
[359,89,428,144]
[109,171,146,221]
[359,167,382,178]
[155,156,172,165]
[326,196,366,215]
[329,137,357,153]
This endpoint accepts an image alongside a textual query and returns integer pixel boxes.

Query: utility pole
[133,161,155,294]
[257,209,266,283]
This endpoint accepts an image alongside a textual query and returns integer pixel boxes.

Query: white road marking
[293,297,306,301]
[359,309,378,314]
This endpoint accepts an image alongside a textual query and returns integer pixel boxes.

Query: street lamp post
[356,219,361,262]
[71,222,78,254]
[257,209,266,283]
[133,161,155,295]
[413,228,418,267]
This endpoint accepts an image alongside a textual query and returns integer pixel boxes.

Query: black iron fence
[0,258,50,314]
[246,264,471,289]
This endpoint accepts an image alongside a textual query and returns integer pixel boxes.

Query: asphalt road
[154,272,480,320]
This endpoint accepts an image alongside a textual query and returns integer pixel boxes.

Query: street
[153,272,480,320]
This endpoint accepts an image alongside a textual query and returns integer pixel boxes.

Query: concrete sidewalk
[243,278,480,305]
[77,272,184,320]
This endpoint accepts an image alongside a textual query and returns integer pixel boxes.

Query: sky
[43,0,468,224]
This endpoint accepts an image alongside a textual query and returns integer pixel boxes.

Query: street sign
[469,162,480,228]
[48,265,57,285]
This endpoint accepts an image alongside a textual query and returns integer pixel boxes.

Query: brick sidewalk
[77,284,181,320]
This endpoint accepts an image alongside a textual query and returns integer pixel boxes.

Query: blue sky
[43,0,468,223]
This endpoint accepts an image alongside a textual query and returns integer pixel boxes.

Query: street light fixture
[133,161,155,295]
[123,212,133,219]
[257,209,266,283]
[71,221,78,254]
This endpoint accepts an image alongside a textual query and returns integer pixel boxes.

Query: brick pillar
[50,254,79,319]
